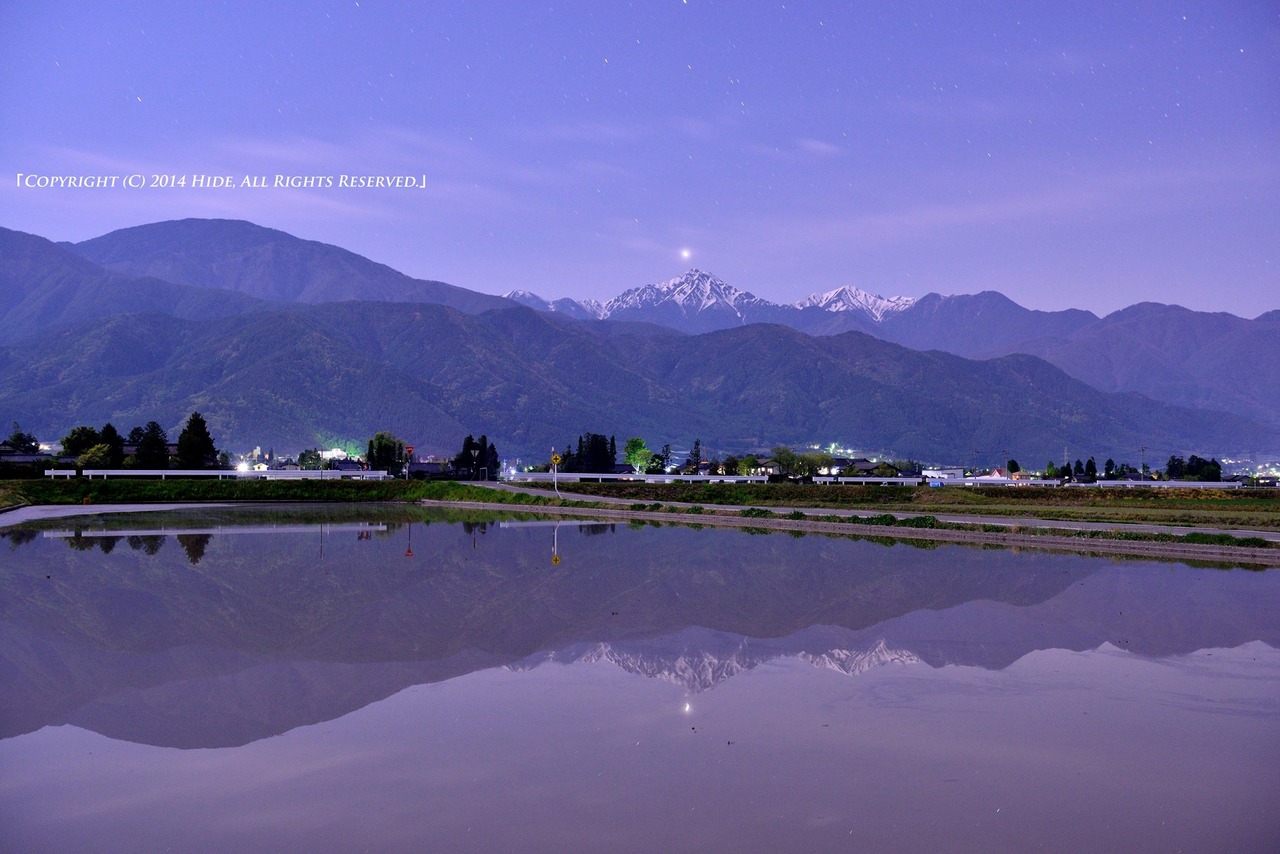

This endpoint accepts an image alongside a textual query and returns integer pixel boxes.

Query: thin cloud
[796,138,842,156]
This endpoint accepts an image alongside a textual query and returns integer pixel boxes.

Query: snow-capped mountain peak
[503,271,916,333]
[604,269,762,318]
[795,286,916,322]
[503,288,547,307]
[503,289,605,319]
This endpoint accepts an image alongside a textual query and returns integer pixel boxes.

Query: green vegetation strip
[0,478,547,509]
[552,482,1280,531]
[4,478,1273,561]
[423,499,1279,567]
[730,506,1272,549]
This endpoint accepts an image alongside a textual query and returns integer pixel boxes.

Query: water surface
[1,506,1276,852]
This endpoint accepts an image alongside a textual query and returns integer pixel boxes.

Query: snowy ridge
[603,269,766,320]
[503,289,605,319]
[510,636,921,693]
[797,639,923,675]
[794,286,916,321]
[504,271,915,328]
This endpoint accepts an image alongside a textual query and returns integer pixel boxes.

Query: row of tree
[1032,454,1221,482]
[556,433,618,473]
[7,414,221,469]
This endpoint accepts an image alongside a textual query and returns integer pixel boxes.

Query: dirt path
[430,492,1280,568]
[486,482,1280,542]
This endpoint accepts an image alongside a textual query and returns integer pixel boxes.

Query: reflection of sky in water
[1,508,1278,851]
[4,646,1277,853]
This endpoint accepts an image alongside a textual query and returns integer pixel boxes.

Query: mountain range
[507,269,1280,427]
[1,218,1275,460]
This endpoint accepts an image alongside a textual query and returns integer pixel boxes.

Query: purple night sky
[1,2,1276,317]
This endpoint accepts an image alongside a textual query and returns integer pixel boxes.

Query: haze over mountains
[1,218,1275,461]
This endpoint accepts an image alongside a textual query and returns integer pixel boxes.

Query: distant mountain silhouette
[988,303,1280,427]
[71,218,513,312]
[1,299,1265,459]
[3,217,1273,455]
[0,227,262,344]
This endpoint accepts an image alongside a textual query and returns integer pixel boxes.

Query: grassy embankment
[2,477,1275,554]
[0,478,546,512]
[552,482,1280,532]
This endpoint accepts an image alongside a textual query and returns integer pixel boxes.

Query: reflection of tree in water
[97,536,121,555]
[127,535,166,555]
[579,523,616,537]
[462,521,490,536]
[177,533,211,565]
[2,529,39,548]
[67,532,97,551]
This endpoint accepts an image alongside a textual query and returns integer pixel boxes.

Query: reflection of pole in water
[551,522,561,566]
[405,522,414,558]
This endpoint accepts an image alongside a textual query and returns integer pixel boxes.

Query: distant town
[4,415,1278,489]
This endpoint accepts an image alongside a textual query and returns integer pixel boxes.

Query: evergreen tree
[177,411,218,468]
[453,435,477,474]
[1073,459,1085,477]
[1185,455,1221,482]
[684,439,703,473]
[1006,459,1020,473]
[5,422,39,454]
[367,431,407,475]
[1085,457,1097,478]
[563,433,615,473]
[1104,458,1116,478]
[177,533,211,566]
[135,421,170,468]
[476,435,492,479]
[486,441,499,480]
[99,423,125,467]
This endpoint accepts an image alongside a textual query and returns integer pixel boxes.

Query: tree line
[1035,454,1221,482]
[6,413,221,469]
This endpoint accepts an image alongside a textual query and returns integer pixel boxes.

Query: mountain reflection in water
[1,507,1278,853]
[2,507,1275,749]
